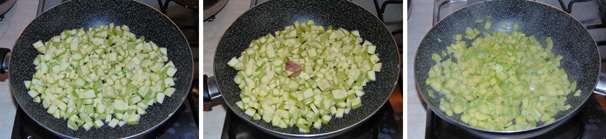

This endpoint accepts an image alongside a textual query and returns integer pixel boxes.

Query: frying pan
[0,0,193,138]
[414,0,606,138]
[203,0,400,138]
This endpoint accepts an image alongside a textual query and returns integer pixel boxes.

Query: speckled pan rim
[8,0,194,138]
[212,0,400,138]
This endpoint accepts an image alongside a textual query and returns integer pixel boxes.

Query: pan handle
[203,75,222,103]
[594,73,606,96]
[0,48,9,74]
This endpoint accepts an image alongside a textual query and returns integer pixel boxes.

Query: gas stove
[203,0,403,138]
[10,0,199,138]
[426,0,606,138]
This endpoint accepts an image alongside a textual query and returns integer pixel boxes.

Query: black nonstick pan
[0,0,193,138]
[414,0,606,138]
[203,0,401,138]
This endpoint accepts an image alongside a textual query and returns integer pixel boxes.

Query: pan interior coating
[9,0,193,138]
[214,0,400,137]
[415,0,598,133]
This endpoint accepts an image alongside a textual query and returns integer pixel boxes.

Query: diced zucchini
[336,108,344,118]
[316,79,334,91]
[114,100,127,112]
[68,120,79,131]
[245,108,256,117]
[427,17,574,131]
[137,106,147,115]
[127,114,140,125]
[367,71,376,81]
[94,119,104,129]
[226,20,380,132]
[351,97,362,109]
[118,121,126,127]
[28,90,39,98]
[108,118,119,128]
[83,122,93,131]
[156,92,166,104]
[313,120,322,129]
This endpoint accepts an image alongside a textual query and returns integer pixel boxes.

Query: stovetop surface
[220,100,402,139]
[425,95,606,139]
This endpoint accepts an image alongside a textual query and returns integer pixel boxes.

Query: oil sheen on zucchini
[23,23,178,131]
[427,21,579,131]
[227,20,381,132]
